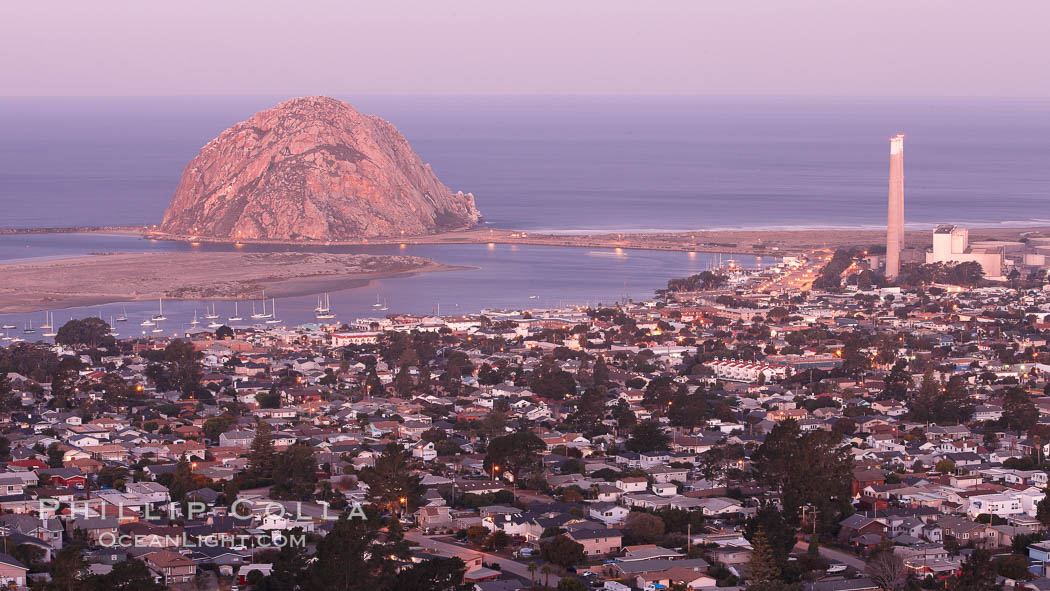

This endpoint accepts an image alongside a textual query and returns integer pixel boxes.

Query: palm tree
[527,562,538,589]
[541,564,553,588]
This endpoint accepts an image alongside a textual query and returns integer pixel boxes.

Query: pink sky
[4,0,1049,96]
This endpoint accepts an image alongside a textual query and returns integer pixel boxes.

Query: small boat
[1,324,15,330]
[115,306,128,322]
[251,291,272,319]
[42,312,57,337]
[207,320,222,329]
[203,303,219,320]
[529,295,538,299]
[152,298,167,322]
[265,299,281,324]
[189,310,200,326]
[140,318,155,327]
[228,302,243,322]
[23,321,35,334]
[151,326,163,333]
[315,293,335,319]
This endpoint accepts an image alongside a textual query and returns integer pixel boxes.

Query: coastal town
[0,243,1049,591]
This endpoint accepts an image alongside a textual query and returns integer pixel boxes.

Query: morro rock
[160,96,481,241]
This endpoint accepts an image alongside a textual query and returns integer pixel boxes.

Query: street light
[492,464,500,480]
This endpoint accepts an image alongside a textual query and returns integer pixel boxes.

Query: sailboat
[265,299,281,324]
[1,330,10,342]
[23,321,35,334]
[228,302,243,322]
[251,291,271,319]
[108,316,119,337]
[372,294,383,308]
[40,311,52,330]
[42,312,57,337]
[204,303,219,320]
[378,298,389,311]
[115,306,128,322]
[315,293,335,319]
[190,310,200,326]
[152,298,167,322]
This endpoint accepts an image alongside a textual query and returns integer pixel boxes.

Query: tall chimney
[885,134,905,279]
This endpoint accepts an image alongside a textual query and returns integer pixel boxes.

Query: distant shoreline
[4,224,1048,258]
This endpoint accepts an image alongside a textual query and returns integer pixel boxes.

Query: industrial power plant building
[926,225,1004,279]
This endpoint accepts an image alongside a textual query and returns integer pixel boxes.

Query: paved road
[407,532,561,586]
[794,541,867,570]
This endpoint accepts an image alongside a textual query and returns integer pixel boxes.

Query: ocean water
[1,95,1049,232]
[2,96,1049,333]
[0,233,763,334]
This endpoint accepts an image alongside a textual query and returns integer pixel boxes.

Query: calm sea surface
[0,233,763,335]
[1,95,1049,232]
[1,96,1048,332]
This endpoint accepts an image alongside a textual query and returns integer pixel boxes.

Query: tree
[84,557,166,591]
[168,455,197,506]
[744,505,797,568]
[865,549,907,591]
[359,444,424,514]
[935,458,956,474]
[540,534,585,568]
[624,511,666,544]
[395,557,469,591]
[950,549,999,591]
[699,441,744,485]
[164,338,202,395]
[751,419,853,525]
[485,428,545,483]
[55,317,114,349]
[626,421,670,452]
[593,355,610,386]
[528,357,577,400]
[541,564,554,588]
[528,562,538,589]
[748,527,781,584]
[215,325,234,340]
[1037,487,1050,527]
[49,541,87,591]
[202,415,236,442]
[1002,386,1038,433]
[247,421,275,480]
[270,444,319,500]
[256,385,281,408]
[306,511,410,591]
[46,442,64,468]
[883,360,913,400]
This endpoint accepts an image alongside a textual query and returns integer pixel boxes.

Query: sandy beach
[0,251,462,314]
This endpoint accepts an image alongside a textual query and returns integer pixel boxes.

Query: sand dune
[0,251,455,314]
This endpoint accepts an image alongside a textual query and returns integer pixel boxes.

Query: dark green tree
[485,428,545,484]
[359,444,424,514]
[950,549,999,591]
[626,420,671,452]
[540,534,586,568]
